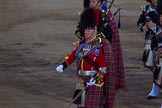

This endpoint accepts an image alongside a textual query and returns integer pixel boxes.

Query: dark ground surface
[0,0,161,108]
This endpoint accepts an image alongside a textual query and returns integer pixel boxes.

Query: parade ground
[0,0,161,108]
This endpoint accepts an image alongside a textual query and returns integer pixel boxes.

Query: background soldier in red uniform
[56,8,116,108]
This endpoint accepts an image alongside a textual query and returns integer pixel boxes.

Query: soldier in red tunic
[75,0,126,107]
[76,0,126,91]
[56,8,115,108]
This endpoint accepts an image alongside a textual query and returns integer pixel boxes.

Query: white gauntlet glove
[86,78,96,86]
[86,73,105,87]
[56,65,63,73]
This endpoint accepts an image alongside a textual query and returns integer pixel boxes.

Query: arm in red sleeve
[61,48,76,70]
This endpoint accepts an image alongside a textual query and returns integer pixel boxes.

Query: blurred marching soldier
[148,0,162,97]
[76,0,126,91]
[137,0,160,99]
[56,8,116,108]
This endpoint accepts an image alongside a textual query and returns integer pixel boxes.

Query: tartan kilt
[77,75,105,108]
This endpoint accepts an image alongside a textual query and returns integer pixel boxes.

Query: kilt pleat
[85,85,105,107]
[78,76,105,108]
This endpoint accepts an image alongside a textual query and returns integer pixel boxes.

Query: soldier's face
[160,15,162,25]
[84,28,97,39]
[151,0,157,7]
[89,0,101,8]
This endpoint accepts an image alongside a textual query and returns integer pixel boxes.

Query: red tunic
[64,40,106,72]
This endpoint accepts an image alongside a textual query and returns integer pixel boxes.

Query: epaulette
[73,41,81,46]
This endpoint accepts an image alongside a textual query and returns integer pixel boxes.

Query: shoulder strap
[83,56,98,70]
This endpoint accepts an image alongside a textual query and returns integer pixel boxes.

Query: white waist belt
[78,70,96,76]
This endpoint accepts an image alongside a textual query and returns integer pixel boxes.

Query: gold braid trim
[96,32,106,39]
